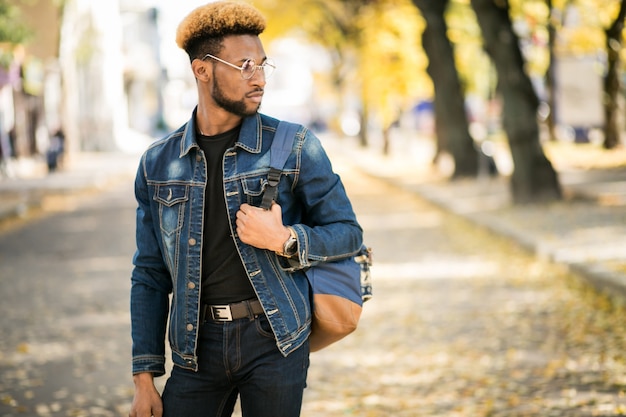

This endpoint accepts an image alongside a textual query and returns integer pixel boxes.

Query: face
[206,35,268,118]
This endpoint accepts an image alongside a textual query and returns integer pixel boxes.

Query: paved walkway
[323,135,626,304]
[1,135,625,302]
[0,152,139,224]
[1,134,626,416]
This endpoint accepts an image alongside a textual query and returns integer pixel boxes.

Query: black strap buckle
[260,168,282,209]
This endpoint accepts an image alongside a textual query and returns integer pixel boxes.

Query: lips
[247,90,264,103]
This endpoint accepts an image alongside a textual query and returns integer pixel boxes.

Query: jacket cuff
[132,355,166,377]
[277,224,311,271]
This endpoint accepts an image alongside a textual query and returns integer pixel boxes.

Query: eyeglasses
[202,53,276,80]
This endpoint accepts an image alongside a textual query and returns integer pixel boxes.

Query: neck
[195,104,242,137]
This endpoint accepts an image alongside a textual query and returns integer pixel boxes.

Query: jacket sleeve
[130,155,172,376]
[284,128,363,268]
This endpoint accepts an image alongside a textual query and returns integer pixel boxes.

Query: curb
[424,189,626,303]
[344,155,626,304]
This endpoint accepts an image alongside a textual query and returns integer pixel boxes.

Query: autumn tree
[515,0,626,148]
[507,0,568,141]
[0,0,32,70]
[0,1,31,45]
[260,0,430,153]
[470,0,561,203]
[602,0,626,149]
[412,0,479,178]
[260,0,370,143]
[0,1,32,160]
[358,0,429,155]
[544,0,557,140]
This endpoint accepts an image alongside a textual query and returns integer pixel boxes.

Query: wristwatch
[280,227,298,257]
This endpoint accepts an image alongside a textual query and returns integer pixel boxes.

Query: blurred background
[0,0,625,203]
[2,2,626,416]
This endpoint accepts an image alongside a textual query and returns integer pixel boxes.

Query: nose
[250,67,267,86]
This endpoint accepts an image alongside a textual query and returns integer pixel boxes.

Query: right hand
[129,373,163,417]
[236,203,290,252]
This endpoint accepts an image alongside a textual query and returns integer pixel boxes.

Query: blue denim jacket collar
[179,109,263,158]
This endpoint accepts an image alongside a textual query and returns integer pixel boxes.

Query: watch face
[285,238,297,255]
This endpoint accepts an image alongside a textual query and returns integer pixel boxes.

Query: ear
[191,59,211,82]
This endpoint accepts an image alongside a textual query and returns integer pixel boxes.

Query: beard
[212,76,261,117]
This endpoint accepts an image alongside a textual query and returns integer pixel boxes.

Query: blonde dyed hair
[176,1,266,57]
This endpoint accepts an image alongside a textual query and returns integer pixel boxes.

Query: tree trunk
[603,0,626,149]
[358,98,369,147]
[471,0,561,204]
[544,0,557,141]
[382,124,391,155]
[412,0,479,178]
[545,0,575,141]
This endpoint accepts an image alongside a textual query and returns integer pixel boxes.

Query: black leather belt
[201,299,264,322]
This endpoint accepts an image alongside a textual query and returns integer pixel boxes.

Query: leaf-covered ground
[299,165,626,417]
[1,155,625,417]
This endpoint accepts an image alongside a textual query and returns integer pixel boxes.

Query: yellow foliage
[357,1,430,127]
[447,1,492,95]
[257,0,432,130]
[558,28,606,55]
[256,0,626,133]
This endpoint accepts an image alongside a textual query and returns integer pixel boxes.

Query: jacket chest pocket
[241,176,268,207]
[154,184,189,235]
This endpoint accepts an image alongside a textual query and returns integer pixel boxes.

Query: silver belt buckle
[210,305,233,321]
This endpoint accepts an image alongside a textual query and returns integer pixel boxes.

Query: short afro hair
[176,1,266,60]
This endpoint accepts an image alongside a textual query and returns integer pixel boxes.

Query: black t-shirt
[196,126,257,305]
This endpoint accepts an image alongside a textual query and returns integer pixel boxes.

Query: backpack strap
[260,121,300,210]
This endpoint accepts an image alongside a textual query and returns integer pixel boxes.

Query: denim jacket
[130,111,363,375]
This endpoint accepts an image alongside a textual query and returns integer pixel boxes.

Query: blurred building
[4,0,168,162]
[120,0,166,137]
[2,0,61,161]
[60,0,127,153]
[4,0,331,164]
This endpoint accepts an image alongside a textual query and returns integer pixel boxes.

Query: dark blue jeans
[162,315,310,417]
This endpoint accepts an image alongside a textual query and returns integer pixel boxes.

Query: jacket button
[187,282,196,290]
[189,238,197,246]
[196,154,202,162]
[186,324,194,331]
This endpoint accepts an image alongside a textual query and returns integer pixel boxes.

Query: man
[129,2,363,417]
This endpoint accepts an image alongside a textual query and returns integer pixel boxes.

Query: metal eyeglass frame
[202,53,276,80]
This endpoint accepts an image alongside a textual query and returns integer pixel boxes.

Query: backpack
[260,121,372,352]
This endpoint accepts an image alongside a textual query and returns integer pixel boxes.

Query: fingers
[236,202,285,250]
[270,201,282,216]
[237,203,281,221]
[237,203,248,220]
